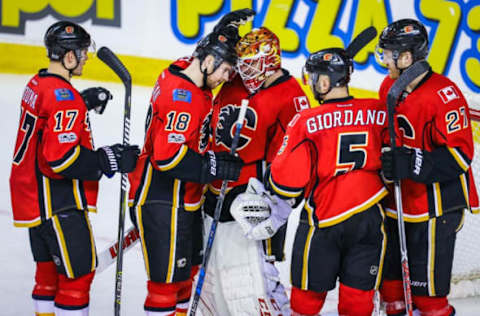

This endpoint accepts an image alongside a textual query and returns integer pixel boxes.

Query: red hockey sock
[413,296,454,316]
[338,283,375,316]
[175,278,193,315]
[290,286,327,315]
[55,271,94,309]
[33,261,58,299]
[381,279,406,315]
[144,281,179,313]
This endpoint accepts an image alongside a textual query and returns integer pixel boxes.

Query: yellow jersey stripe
[317,188,388,228]
[84,212,96,271]
[375,204,387,290]
[447,147,469,171]
[136,205,151,279]
[157,145,188,171]
[301,226,314,290]
[269,176,302,198]
[43,176,53,219]
[428,218,436,296]
[52,216,74,278]
[13,217,42,228]
[51,145,81,173]
[166,179,180,283]
[184,196,204,211]
[385,208,430,223]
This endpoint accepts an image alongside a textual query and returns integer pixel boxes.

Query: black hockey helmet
[194,31,238,70]
[377,19,429,62]
[302,47,353,90]
[44,21,93,62]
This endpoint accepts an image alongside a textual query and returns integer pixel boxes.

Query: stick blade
[346,26,377,58]
[97,46,132,85]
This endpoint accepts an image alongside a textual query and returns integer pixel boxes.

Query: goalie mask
[236,27,281,94]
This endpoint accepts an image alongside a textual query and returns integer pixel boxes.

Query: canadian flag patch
[294,96,309,112]
[438,86,459,104]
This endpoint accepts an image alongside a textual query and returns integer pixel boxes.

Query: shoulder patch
[173,89,192,103]
[54,88,75,101]
[437,86,459,104]
[294,96,310,112]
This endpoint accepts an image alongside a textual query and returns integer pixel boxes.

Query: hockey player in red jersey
[375,19,479,316]
[127,10,254,315]
[199,26,310,315]
[241,44,390,315]
[9,21,139,316]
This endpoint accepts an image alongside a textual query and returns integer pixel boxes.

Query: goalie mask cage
[450,92,480,298]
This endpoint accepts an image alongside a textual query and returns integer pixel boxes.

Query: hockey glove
[200,151,244,183]
[213,8,256,45]
[81,87,112,114]
[247,194,291,240]
[381,146,433,182]
[98,144,140,177]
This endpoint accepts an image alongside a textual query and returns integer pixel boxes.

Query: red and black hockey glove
[381,147,432,182]
[200,151,244,183]
[213,8,256,45]
[81,87,112,114]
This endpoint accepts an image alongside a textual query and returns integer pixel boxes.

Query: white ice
[0,73,478,315]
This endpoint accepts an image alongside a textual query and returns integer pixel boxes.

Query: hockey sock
[412,296,454,316]
[381,279,406,315]
[33,261,58,315]
[144,281,178,315]
[55,271,94,311]
[290,286,327,315]
[338,283,374,316]
[176,279,193,316]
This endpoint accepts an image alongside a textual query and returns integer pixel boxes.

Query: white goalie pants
[198,215,290,316]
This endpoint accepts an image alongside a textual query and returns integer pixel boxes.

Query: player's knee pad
[55,271,94,310]
[144,280,180,313]
[290,286,326,316]
[338,283,374,316]
[381,279,406,315]
[412,296,454,316]
[33,261,58,298]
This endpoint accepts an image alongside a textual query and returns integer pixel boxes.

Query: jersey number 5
[13,110,37,165]
[335,132,367,176]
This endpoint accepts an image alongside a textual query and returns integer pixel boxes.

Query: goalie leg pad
[54,271,94,312]
[210,220,289,315]
[338,282,374,316]
[412,296,454,316]
[290,286,326,315]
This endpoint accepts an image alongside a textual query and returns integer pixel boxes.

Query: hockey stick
[188,99,249,316]
[386,60,429,316]
[96,226,140,274]
[346,26,377,58]
[97,46,132,316]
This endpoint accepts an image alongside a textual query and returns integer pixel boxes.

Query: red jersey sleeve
[270,113,311,199]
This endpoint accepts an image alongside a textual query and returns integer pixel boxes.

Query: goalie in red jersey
[199,26,310,315]
[375,19,479,316]
[9,21,139,316]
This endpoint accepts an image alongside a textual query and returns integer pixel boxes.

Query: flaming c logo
[65,26,74,33]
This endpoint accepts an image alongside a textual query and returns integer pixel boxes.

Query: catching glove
[81,87,112,114]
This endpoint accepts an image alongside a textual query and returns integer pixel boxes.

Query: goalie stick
[97,46,132,316]
[386,60,430,316]
[188,99,249,316]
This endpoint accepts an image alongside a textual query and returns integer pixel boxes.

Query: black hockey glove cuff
[98,144,140,177]
[381,147,433,182]
[200,151,244,183]
[81,87,112,114]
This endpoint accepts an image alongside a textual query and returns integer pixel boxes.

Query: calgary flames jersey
[128,61,212,210]
[206,71,309,220]
[379,70,479,221]
[10,70,98,228]
[270,97,388,227]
